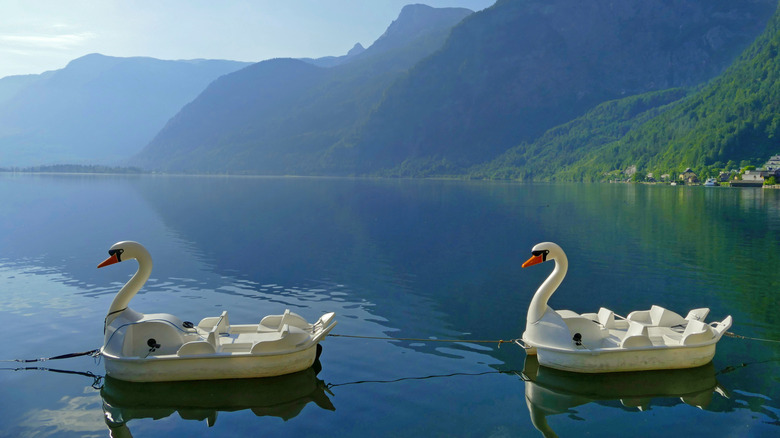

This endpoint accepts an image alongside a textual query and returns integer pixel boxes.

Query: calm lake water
[0,174,778,437]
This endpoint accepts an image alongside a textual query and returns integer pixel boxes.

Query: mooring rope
[329,334,520,348]
[333,330,780,348]
[0,349,101,363]
[724,331,780,344]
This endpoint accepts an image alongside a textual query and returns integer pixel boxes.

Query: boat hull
[529,343,717,373]
[103,344,319,382]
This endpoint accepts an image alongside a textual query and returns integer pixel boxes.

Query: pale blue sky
[0,0,495,78]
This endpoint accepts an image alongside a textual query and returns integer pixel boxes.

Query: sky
[0,0,495,79]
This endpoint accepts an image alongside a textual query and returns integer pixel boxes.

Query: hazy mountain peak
[366,4,472,55]
[347,43,366,57]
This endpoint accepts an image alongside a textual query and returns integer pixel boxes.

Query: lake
[0,174,778,437]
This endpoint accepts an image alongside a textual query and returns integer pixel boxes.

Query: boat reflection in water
[101,364,333,437]
[521,355,726,437]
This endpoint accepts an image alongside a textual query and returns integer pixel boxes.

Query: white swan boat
[520,242,732,373]
[98,241,337,382]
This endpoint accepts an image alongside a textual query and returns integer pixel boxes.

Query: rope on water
[724,331,780,344]
[333,331,780,348]
[0,349,101,363]
[329,334,520,348]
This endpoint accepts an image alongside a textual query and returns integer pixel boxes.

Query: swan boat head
[98,241,152,325]
[522,242,568,326]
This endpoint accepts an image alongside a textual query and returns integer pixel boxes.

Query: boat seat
[685,308,710,322]
[597,307,617,329]
[259,309,310,331]
[680,319,714,346]
[711,315,733,336]
[627,305,686,327]
[177,324,221,356]
[197,310,231,334]
[620,321,653,348]
[250,324,311,354]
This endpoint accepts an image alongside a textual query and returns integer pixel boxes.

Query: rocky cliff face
[344,0,777,173]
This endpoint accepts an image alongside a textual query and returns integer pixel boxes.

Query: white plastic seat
[259,309,311,331]
[598,307,616,329]
[197,310,231,334]
[685,308,710,322]
[177,318,222,356]
[620,321,653,348]
[680,319,714,345]
[627,305,686,327]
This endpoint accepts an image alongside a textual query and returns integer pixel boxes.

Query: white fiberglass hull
[103,344,320,382]
[528,342,717,373]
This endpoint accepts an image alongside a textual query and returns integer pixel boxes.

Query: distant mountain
[0,73,50,106]
[132,5,473,173]
[301,43,366,68]
[479,0,780,181]
[0,54,250,167]
[338,0,778,175]
[133,0,777,176]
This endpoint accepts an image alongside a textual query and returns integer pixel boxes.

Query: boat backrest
[250,324,308,354]
[680,319,714,345]
[685,308,710,322]
[620,321,653,348]
[650,305,686,327]
[279,311,310,330]
[176,340,217,356]
[215,310,230,335]
[710,315,733,336]
[597,307,616,329]
[626,309,652,325]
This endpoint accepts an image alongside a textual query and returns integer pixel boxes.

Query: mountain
[301,43,366,68]
[131,5,474,173]
[337,0,778,175]
[479,0,780,181]
[133,0,777,176]
[0,54,250,167]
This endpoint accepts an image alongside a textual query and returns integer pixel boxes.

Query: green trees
[471,3,780,182]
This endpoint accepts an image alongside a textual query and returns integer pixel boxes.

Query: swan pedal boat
[98,241,337,382]
[520,242,732,373]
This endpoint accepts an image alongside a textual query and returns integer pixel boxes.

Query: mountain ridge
[0,54,250,166]
[131,5,474,173]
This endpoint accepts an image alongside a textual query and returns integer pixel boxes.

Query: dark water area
[0,174,778,437]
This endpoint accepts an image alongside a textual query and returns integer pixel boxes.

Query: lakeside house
[679,168,698,183]
[741,170,770,182]
[731,155,780,187]
[765,154,780,171]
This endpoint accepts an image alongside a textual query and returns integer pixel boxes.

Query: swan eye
[108,248,124,261]
[531,250,549,261]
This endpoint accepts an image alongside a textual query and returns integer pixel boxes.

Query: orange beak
[98,253,120,269]
[522,254,544,268]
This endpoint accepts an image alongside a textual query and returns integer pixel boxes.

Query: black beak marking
[108,248,124,262]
